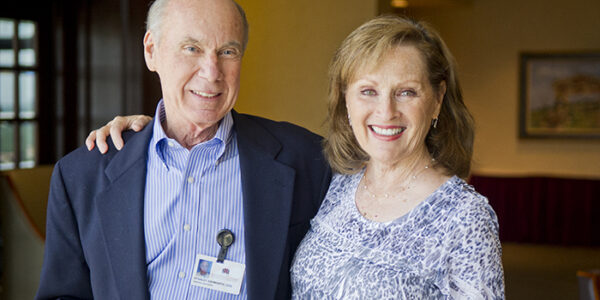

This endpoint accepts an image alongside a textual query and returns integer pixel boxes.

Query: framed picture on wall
[519,52,600,138]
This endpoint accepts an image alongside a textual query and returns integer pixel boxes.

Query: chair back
[578,270,600,300]
[1,165,53,240]
[0,165,53,299]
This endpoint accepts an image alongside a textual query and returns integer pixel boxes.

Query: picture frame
[519,52,600,139]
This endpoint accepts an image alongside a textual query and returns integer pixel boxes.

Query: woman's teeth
[371,126,405,136]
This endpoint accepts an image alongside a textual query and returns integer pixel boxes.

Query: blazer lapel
[233,112,296,300]
[95,124,154,300]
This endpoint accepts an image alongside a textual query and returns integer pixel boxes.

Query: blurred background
[0,0,599,299]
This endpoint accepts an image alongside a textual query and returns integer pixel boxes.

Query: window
[0,18,38,170]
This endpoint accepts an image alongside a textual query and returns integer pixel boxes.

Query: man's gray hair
[146,0,249,50]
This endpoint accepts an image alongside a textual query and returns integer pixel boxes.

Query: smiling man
[35,0,331,299]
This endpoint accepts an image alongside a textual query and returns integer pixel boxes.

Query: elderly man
[35,0,331,299]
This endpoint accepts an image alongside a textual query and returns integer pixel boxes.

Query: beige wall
[234,0,600,179]
[408,0,600,178]
[234,0,377,134]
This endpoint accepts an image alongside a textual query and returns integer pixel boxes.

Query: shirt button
[187,176,194,184]
[168,141,175,147]
[178,271,186,278]
[184,224,191,231]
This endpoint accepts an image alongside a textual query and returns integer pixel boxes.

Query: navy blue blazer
[36,111,332,300]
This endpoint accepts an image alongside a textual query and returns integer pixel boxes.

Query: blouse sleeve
[439,199,505,299]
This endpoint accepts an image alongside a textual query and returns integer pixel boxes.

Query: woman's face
[345,45,444,167]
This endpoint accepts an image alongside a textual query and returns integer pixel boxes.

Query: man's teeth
[371,126,404,136]
[192,90,218,98]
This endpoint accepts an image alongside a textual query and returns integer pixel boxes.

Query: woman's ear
[434,80,447,116]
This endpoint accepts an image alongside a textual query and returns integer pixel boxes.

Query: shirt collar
[150,99,234,167]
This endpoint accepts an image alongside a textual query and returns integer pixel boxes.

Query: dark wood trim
[36,2,57,165]
[60,0,79,153]
[83,0,91,135]
[12,20,20,165]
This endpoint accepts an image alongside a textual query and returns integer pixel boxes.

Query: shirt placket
[178,143,220,299]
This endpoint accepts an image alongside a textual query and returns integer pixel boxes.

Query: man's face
[144,0,245,132]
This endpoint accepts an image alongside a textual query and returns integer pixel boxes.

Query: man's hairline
[147,0,248,51]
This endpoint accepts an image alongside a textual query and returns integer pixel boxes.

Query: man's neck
[162,118,220,150]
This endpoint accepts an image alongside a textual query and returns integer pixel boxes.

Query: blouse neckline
[348,169,459,226]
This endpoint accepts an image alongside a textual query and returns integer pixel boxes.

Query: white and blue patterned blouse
[291,171,505,299]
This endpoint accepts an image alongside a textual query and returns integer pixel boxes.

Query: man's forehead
[164,0,241,23]
[162,0,243,37]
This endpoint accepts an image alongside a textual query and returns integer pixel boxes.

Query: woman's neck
[365,151,434,189]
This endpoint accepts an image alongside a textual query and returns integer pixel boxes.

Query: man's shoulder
[56,129,145,176]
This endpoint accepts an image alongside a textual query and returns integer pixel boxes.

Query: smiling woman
[344,45,444,177]
[290,15,504,299]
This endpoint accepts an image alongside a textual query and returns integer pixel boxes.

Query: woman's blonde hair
[324,15,474,178]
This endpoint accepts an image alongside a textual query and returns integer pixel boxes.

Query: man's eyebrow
[178,38,242,50]
[180,37,200,45]
[221,41,243,49]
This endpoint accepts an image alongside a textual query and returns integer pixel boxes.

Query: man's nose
[197,54,223,82]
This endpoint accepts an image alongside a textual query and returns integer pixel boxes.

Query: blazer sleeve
[35,162,93,300]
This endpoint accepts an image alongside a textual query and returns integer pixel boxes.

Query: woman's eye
[361,89,377,96]
[398,90,416,97]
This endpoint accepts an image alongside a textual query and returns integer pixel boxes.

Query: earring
[431,118,439,129]
[348,114,352,128]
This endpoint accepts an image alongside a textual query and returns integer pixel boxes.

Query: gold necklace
[358,159,434,219]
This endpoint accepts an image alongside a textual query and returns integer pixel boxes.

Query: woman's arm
[444,201,505,299]
[85,115,152,153]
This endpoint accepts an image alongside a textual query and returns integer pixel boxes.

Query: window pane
[0,121,15,170]
[19,121,36,168]
[0,71,15,119]
[0,50,14,67]
[0,19,14,67]
[18,21,36,67]
[0,19,13,38]
[19,49,35,67]
[19,71,36,118]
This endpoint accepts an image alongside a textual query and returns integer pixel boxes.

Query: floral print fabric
[291,171,505,299]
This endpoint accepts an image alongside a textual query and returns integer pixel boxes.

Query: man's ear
[143,31,157,72]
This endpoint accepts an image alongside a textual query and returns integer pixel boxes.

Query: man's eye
[361,89,376,96]
[221,49,239,56]
[185,46,198,52]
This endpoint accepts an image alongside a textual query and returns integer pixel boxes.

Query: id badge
[191,254,246,295]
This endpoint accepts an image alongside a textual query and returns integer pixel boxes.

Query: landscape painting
[519,53,600,138]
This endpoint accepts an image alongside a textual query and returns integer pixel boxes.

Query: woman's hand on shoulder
[85,115,152,154]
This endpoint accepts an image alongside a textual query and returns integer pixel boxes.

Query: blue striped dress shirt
[144,101,246,299]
